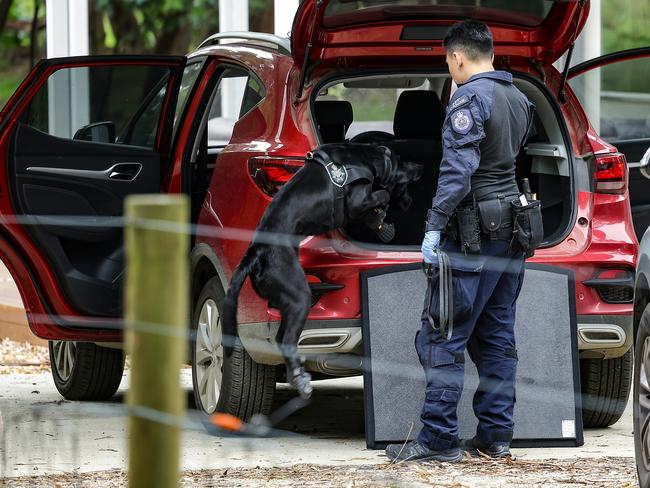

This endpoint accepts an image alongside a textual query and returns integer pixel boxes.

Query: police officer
[385,20,534,463]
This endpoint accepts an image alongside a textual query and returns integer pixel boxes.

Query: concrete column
[572,0,601,131]
[46,0,90,138]
[219,0,249,121]
[274,0,299,37]
[46,0,89,57]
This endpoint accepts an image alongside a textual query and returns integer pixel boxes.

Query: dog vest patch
[326,162,348,188]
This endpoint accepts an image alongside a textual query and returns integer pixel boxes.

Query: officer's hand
[421,230,441,264]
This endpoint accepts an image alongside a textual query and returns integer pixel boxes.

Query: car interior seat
[385,90,446,244]
[314,100,354,143]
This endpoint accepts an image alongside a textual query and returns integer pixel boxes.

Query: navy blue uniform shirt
[426,71,534,231]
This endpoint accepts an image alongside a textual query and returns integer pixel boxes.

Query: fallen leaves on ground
[0,456,638,487]
[0,339,49,374]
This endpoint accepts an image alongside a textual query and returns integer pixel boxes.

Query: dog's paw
[290,370,313,400]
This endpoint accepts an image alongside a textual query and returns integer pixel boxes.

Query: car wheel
[635,304,650,488]
[49,341,124,401]
[191,277,275,420]
[580,349,633,428]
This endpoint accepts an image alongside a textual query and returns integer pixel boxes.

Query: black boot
[460,436,511,458]
[385,440,462,463]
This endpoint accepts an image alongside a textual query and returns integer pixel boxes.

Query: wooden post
[125,195,189,488]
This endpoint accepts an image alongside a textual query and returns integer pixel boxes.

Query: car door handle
[108,163,142,181]
[26,162,143,181]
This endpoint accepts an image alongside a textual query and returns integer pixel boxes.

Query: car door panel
[13,123,160,242]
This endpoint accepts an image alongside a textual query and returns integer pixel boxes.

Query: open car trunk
[311,72,574,248]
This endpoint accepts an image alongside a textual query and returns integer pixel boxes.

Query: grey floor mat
[361,263,583,449]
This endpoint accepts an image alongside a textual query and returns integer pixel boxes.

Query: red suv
[0,0,645,427]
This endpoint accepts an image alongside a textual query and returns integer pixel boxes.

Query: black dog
[222,143,422,399]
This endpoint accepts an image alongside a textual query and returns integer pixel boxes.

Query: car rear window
[324,0,557,28]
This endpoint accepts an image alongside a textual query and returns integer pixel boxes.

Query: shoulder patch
[326,162,348,188]
[450,108,474,135]
[450,94,471,110]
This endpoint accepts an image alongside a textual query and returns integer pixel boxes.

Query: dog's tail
[222,246,258,357]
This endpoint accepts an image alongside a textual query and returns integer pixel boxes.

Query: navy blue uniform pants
[416,237,525,450]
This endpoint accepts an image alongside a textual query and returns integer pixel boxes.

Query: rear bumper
[240,312,633,370]
[239,319,363,374]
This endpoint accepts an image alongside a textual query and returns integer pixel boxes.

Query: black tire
[634,304,650,488]
[580,349,632,428]
[191,277,275,420]
[49,341,124,401]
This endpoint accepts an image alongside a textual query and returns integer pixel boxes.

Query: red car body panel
[0,4,639,342]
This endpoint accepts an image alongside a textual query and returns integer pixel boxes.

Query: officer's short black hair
[443,20,494,61]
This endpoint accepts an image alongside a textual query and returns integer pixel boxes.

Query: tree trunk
[29,0,38,67]
[109,0,144,54]
[89,0,108,55]
[0,0,14,36]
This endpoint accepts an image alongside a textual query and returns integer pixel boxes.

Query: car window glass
[172,61,204,142]
[23,65,171,148]
[316,76,444,139]
[239,74,266,118]
[207,69,249,147]
[569,57,650,145]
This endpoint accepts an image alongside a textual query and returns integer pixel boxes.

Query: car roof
[191,32,291,59]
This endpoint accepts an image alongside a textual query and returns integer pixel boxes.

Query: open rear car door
[292,0,589,95]
[0,56,185,337]
[568,48,650,239]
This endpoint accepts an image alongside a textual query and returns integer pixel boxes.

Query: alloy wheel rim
[53,341,76,381]
[195,298,224,414]
[640,336,650,471]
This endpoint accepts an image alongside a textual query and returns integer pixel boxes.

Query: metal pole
[45,0,89,137]
[219,0,249,121]
[573,0,601,131]
[125,195,189,488]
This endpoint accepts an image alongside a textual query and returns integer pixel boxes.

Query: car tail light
[595,153,628,194]
[248,156,305,197]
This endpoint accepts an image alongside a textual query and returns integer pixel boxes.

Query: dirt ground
[0,457,638,487]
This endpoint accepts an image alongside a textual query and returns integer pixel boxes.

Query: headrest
[393,91,445,139]
[314,100,354,143]
[314,100,353,129]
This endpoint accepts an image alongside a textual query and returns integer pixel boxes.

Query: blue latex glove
[421,230,441,264]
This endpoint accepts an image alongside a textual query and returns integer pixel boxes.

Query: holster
[510,199,544,258]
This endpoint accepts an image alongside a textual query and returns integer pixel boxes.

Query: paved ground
[0,370,635,479]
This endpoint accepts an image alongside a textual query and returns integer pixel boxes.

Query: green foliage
[601,0,650,93]
[602,0,650,53]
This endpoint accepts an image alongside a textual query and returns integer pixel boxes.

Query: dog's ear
[397,161,423,184]
[398,189,413,211]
